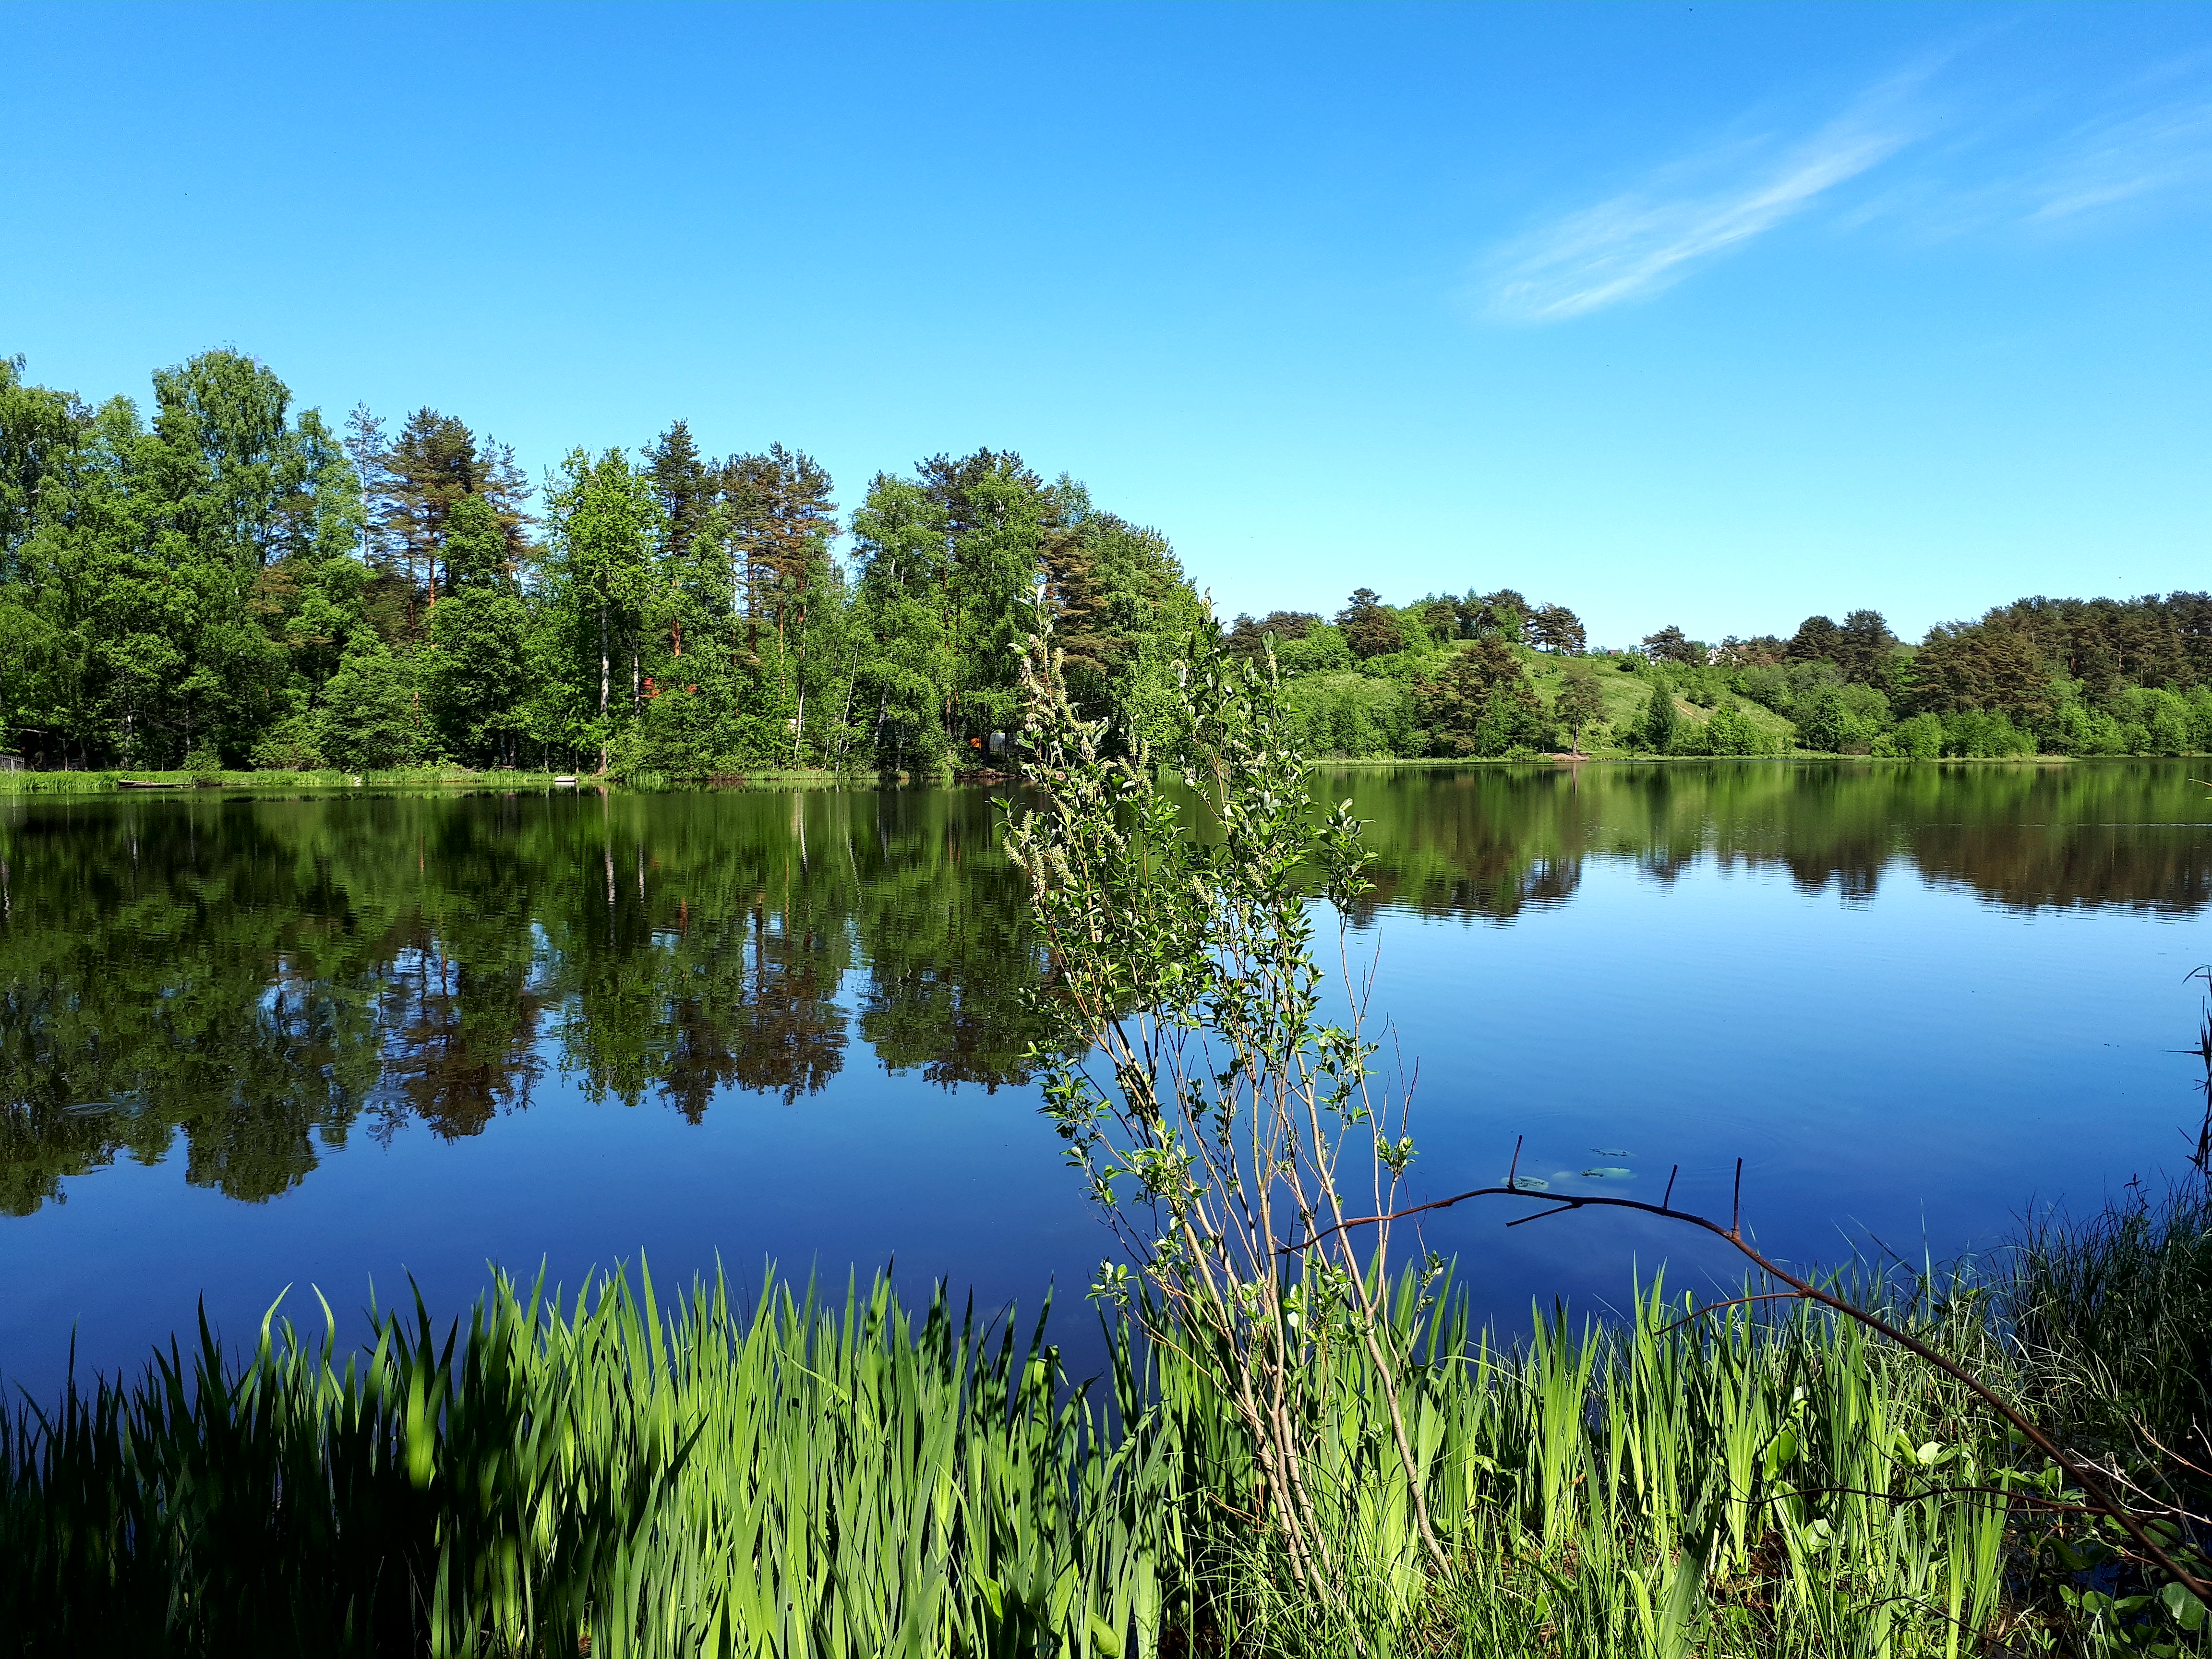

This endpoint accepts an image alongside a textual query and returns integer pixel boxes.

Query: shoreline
[0,749,2180,795]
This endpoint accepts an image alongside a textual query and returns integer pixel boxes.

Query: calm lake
[4,761,2208,1397]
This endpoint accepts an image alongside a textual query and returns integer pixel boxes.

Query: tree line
[0,351,1200,774]
[7,347,2210,772]
[1223,587,2212,760]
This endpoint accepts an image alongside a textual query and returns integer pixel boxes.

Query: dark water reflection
[0,788,1046,1214]
[5,762,2210,1215]
[3,761,2209,1400]
[1339,761,2212,921]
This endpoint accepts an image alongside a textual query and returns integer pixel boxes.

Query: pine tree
[359,409,532,629]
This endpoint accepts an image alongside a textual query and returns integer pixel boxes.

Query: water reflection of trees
[0,788,1052,1213]
[1332,760,2212,921]
[4,762,2207,1213]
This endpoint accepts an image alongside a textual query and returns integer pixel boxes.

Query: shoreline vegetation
[0,747,2163,798]
[3,1195,2207,1654]
[8,348,2212,783]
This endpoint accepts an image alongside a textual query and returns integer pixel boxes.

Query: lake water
[4,762,2209,1398]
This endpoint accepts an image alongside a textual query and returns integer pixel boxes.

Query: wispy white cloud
[1479,48,2212,324]
[1485,110,1913,324]
[2027,95,2212,223]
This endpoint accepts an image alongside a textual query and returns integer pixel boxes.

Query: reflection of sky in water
[1,767,2207,1401]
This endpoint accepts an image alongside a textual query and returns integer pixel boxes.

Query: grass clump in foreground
[2,1255,2124,1658]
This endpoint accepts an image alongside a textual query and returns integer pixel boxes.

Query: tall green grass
[2,1258,2089,1657]
[0,1266,1172,1658]
[2007,1175,2212,1484]
[1172,1271,2019,1657]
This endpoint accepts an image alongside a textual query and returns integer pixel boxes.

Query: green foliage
[13,347,2212,774]
[1637,673,1680,751]
[1890,711,1944,759]
[1336,586,1403,659]
[1555,663,1607,752]
[426,588,531,766]
[0,1264,1176,1658]
[1702,704,1774,756]
[1939,709,2037,758]
[1270,621,1354,677]
[0,1259,2119,1658]
[247,716,323,771]
[313,629,419,770]
[1004,603,1452,1594]
[1418,638,1552,756]
[2008,1174,2212,1474]
[1797,683,1893,753]
[1282,671,1415,757]
[0,355,1199,782]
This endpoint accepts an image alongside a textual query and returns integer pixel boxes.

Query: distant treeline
[5,349,2208,772]
[1227,589,2212,759]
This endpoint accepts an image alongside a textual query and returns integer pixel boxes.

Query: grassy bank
[0,766,575,794]
[5,1231,2198,1656]
[0,765,905,795]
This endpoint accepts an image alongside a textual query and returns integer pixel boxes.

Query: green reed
[0,1266,1169,1658]
[2007,1174,2212,1492]
[1170,1269,2024,1658]
[2,1256,2104,1657]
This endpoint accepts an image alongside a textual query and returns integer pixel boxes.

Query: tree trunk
[598,605,610,773]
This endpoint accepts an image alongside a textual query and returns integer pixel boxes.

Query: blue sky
[3,1,2207,646]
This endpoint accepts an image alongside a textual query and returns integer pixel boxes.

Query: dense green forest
[6,348,2211,772]
[0,351,1199,776]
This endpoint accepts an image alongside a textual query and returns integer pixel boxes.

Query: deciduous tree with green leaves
[545,448,662,772]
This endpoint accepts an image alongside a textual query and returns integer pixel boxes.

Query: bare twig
[1286,1151,2212,1601]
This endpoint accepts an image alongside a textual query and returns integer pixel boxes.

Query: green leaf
[2163,1582,2206,1632]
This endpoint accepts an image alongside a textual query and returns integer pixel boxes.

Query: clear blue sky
[4,1,2206,647]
